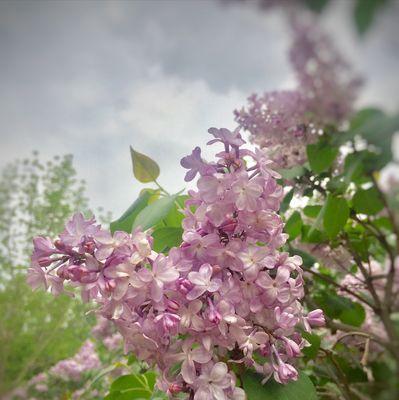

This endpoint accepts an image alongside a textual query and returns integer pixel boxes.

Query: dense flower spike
[28,129,323,399]
[235,16,361,168]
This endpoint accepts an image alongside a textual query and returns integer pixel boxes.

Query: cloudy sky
[0,0,398,217]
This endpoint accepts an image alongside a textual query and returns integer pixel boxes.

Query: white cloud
[79,70,247,215]
[0,0,398,219]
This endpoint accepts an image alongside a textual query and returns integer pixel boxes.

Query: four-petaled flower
[193,362,232,400]
[137,255,179,302]
[256,266,291,304]
[187,264,221,300]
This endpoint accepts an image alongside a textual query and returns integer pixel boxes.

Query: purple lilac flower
[235,15,361,169]
[28,128,324,399]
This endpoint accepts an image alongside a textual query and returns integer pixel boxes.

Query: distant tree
[0,153,103,396]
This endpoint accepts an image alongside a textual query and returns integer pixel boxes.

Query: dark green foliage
[242,371,317,400]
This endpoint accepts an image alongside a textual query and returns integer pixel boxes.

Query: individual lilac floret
[180,146,213,182]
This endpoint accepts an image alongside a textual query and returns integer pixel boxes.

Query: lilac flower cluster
[28,129,324,399]
[339,258,399,343]
[5,341,101,398]
[50,340,101,381]
[235,16,361,168]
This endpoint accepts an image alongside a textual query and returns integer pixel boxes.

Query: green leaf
[323,195,349,239]
[152,227,183,252]
[302,225,327,244]
[335,355,368,383]
[280,189,294,214]
[374,217,393,232]
[343,152,366,184]
[127,354,137,365]
[111,375,149,392]
[304,0,330,13]
[108,373,155,400]
[162,195,187,228]
[130,147,160,183]
[349,108,399,168]
[278,166,306,180]
[132,195,177,231]
[150,390,169,400]
[105,389,150,399]
[143,371,157,390]
[110,190,153,234]
[242,371,317,400]
[306,201,327,240]
[371,361,395,382]
[303,205,322,218]
[352,187,384,215]
[307,142,338,174]
[314,291,366,327]
[348,234,369,262]
[354,0,386,36]
[285,211,303,240]
[339,301,366,327]
[289,247,316,268]
[302,332,321,360]
[326,176,348,194]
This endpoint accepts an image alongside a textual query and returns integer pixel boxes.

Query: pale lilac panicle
[235,90,313,168]
[235,17,361,169]
[28,128,323,399]
[336,258,399,349]
[103,332,123,351]
[50,340,101,381]
[92,315,114,339]
[289,16,361,125]
[34,383,48,393]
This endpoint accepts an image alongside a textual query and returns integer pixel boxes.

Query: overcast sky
[1,0,398,217]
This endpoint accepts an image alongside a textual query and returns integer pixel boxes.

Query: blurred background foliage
[0,154,109,396]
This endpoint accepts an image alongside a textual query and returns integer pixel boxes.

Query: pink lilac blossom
[337,258,399,348]
[28,128,324,399]
[235,16,361,169]
[297,242,353,272]
[92,315,114,339]
[50,340,101,381]
[104,333,124,351]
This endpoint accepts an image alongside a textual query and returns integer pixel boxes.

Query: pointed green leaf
[303,205,322,219]
[111,374,149,392]
[278,165,306,180]
[349,108,399,168]
[130,147,160,183]
[354,0,386,36]
[307,142,338,174]
[314,291,366,327]
[302,332,321,360]
[280,189,294,214]
[285,211,303,240]
[110,190,153,233]
[323,195,349,239]
[307,201,326,238]
[352,187,384,215]
[162,195,187,227]
[340,301,366,327]
[152,227,183,252]
[132,195,177,231]
[304,0,330,13]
